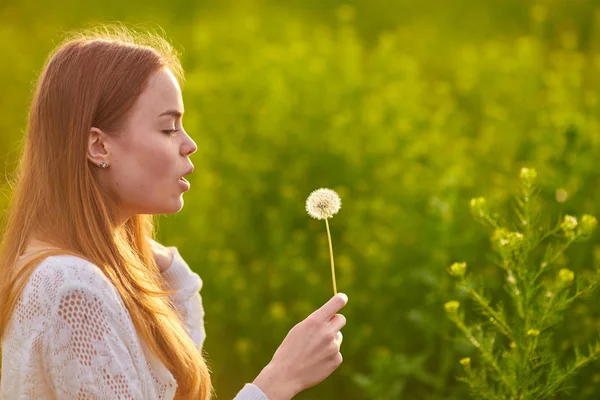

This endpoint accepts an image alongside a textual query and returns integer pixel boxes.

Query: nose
[181,131,197,157]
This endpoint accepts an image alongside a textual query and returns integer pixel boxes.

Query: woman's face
[87,67,197,224]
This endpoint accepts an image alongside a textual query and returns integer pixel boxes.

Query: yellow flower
[509,232,525,247]
[492,228,510,248]
[557,268,575,286]
[459,357,471,367]
[444,301,460,314]
[527,329,540,337]
[580,215,598,236]
[469,197,486,218]
[561,215,578,235]
[492,228,524,250]
[520,168,537,186]
[449,262,467,278]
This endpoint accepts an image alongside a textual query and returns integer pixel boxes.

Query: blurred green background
[2,0,600,398]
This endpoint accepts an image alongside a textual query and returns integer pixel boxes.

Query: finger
[313,293,348,322]
[333,352,343,366]
[328,314,346,331]
[334,331,343,346]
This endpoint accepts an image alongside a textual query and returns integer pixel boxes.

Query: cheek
[139,143,177,186]
[144,145,173,177]
[115,138,176,194]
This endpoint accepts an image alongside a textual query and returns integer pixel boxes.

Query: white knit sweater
[0,246,268,400]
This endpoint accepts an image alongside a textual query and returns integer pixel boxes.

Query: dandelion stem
[325,218,337,295]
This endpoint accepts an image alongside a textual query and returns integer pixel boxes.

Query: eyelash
[162,129,180,136]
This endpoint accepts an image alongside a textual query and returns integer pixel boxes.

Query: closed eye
[162,129,179,136]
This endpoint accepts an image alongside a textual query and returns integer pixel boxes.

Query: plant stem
[464,286,514,341]
[452,316,515,394]
[325,218,337,295]
[536,343,600,399]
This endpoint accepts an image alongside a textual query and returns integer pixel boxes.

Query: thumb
[313,293,348,322]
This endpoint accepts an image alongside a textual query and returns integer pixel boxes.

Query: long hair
[0,24,213,399]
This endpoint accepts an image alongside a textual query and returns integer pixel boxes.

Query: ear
[88,127,109,166]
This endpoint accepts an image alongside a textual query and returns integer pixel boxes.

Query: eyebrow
[158,109,184,118]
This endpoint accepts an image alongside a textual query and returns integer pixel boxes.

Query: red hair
[0,24,212,399]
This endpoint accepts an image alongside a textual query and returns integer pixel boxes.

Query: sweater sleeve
[42,275,146,399]
[160,246,206,350]
[234,383,270,399]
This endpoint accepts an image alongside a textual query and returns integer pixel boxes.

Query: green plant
[445,168,600,399]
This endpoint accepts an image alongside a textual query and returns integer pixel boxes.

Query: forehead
[133,67,183,118]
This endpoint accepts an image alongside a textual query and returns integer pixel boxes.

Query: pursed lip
[180,166,194,180]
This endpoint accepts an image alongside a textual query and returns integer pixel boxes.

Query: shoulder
[24,254,122,309]
[8,254,129,342]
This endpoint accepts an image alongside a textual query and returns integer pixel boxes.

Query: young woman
[0,25,348,400]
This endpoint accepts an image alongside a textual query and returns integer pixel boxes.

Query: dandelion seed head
[306,188,342,220]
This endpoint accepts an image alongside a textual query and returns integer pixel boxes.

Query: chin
[167,199,185,214]
[150,198,185,215]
